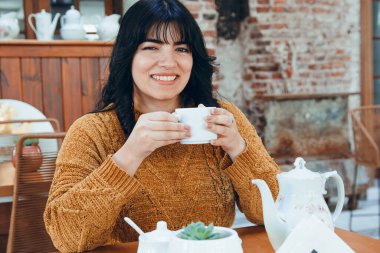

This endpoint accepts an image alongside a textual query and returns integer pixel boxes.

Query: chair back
[0,118,60,163]
[350,105,380,169]
[6,133,65,253]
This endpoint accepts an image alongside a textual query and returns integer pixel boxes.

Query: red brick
[203,31,216,37]
[207,48,215,56]
[328,72,344,77]
[247,17,258,24]
[272,72,283,79]
[273,7,287,13]
[258,24,271,30]
[258,0,270,4]
[255,41,271,46]
[275,0,287,4]
[250,32,263,39]
[255,73,271,80]
[243,74,253,81]
[272,23,288,29]
[308,64,318,70]
[257,7,270,13]
[192,13,199,19]
[186,3,202,12]
[286,67,293,78]
[252,82,267,88]
[312,7,331,14]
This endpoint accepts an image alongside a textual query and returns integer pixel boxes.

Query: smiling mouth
[151,74,178,81]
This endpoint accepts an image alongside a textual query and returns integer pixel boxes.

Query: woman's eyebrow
[144,38,188,45]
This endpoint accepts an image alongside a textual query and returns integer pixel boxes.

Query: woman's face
[132,27,193,107]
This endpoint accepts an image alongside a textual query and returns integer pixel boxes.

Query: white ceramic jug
[0,12,20,40]
[97,14,120,41]
[28,9,60,41]
[60,6,85,40]
[252,157,345,250]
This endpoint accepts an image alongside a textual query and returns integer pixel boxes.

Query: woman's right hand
[112,111,190,176]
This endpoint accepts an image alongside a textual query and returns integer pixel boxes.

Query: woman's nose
[158,51,177,68]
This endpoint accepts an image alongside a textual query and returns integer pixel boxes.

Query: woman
[44,0,281,252]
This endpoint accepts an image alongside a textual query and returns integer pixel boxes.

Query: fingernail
[186,132,192,137]
[184,125,190,130]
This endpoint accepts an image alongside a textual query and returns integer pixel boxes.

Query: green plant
[177,222,224,240]
[23,138,39,146]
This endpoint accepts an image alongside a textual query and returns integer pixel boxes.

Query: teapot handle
[28,14,38,34]
[324,171,345,222]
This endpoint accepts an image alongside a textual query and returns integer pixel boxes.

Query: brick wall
[184,0,360,158]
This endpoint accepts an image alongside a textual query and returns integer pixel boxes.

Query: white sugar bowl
[168,226,243,253]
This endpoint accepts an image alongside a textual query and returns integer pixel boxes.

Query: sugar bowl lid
[65,5,81,19]
[142,221,176,242]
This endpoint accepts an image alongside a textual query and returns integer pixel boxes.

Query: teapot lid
[65,5,81,19]
[280,157,319,180]
[143,221,176,242]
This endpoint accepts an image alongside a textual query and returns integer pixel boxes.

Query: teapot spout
[252,179,288,250]
[49,13,61,35]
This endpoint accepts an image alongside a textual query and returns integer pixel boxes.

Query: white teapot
[28,9,60,41]
[97,14,120,41]
[60,6,86,40]
[252,157,345,250]
[0,12,20,40]
[126,219,243,253]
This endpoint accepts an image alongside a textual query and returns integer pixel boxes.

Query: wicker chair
[6,133,65,253]
[350,105,380,236]
[0,118,61,163]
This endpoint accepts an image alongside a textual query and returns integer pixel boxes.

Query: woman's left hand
[205,107,246,161]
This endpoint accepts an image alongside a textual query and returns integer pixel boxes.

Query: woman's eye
[176,47,190,53]
[142,46,158,50]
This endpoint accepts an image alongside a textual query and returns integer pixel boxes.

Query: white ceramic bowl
[60,27,85,40]
[168,226,243,253]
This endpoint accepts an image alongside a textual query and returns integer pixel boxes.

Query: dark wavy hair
[94,0,219,137]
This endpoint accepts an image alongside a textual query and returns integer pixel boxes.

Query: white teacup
[174,107,217,144]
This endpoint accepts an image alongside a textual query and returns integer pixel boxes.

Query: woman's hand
[112,111,190,176]
[205,107,246,161]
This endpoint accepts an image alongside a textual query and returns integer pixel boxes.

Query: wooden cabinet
[21,0,124,39]
[0,41,113,130]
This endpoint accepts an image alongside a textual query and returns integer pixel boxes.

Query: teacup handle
[323,171,345,222]
[28,14,38,34]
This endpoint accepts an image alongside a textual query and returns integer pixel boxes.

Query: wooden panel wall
[0,41,112,131]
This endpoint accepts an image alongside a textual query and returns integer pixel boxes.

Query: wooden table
[63,226,380,253]
[0,162,14,197]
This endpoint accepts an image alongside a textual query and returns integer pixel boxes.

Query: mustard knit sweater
[44,101,281,252]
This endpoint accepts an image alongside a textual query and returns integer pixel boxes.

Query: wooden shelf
[0,40,114,58]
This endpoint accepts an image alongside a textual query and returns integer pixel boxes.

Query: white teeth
[152,75,177,81]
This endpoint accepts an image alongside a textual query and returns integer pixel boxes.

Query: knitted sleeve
[44,114,140,252]
[218,101,282,225]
